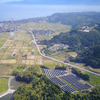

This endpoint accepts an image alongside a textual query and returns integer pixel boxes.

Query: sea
[0,4,100,22]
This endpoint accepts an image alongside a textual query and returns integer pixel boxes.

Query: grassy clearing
[67,52,77,57]
[83,72,100,86]
[0,78,9,93]
[44,62,56,69]
[34,52,40,55]
[91,68,100,72]
[43,61,63,69]
[51,52,67,61]
[44,62,55,66]
[0,64,14,75]
[69,62,88,69]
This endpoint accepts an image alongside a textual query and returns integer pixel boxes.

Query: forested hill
[70,45,100,68]
[47,12,100,26]
[41,24,100,51]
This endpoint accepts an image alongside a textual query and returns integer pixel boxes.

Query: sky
[0,0,100,21]
[0,0,23,3]
[0,0,100,5]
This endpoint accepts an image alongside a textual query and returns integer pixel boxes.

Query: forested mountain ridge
[47,12,100,26]
[70,45,100,68]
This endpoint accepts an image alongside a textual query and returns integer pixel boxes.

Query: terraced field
[0,21,71,77]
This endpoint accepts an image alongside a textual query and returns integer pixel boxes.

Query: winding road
[31,32,100,76]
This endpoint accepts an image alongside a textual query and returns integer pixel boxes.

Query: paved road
[31,32,100,76]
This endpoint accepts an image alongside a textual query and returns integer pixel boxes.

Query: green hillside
[41,24,100,51]
[70,45,100,68]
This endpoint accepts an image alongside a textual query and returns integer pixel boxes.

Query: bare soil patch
[27,55,35,59]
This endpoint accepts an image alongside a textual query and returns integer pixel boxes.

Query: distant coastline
[0,4,100,22]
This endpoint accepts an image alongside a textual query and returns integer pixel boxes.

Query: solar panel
[50,77,66,86]
[71,83,85,91]
[60,74,91,91]
[83,83,91,89]
[43,69,67,77]
[61,85,75,93]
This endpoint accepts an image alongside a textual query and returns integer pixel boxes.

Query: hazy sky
[0,0,100,21]
[0,0,100,5]
[0,0,23,3]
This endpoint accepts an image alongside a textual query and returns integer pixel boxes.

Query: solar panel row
[61,85,75,93]
[60,75,79,84]
[49,77,66,86]
[60,74,91,91]
[83,83,92,89]
[72,83,85,91]
[44,69,67,77]
[49,77,75,93]
[69,74,81,80]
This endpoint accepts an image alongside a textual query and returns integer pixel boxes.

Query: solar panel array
[44,69,67,77]
[49,77,66,86]
[44,69,91,92]
[49,77,75,93]
[83,83,92,89]
[60,74,91,91]
[61,85,75,93]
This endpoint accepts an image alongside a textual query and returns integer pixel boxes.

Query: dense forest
[41,24,100,51]
[72,68,89,80]
[13,65,100,100]
[70,45,100,68]
[12,65,41,83]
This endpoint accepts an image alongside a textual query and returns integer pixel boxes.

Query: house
[64,59,70,63]
[82,26,90,32]
[12,54,16,58]
[83,30,90,32]
[22,54,27,59]
[27,31,31,34]
[30,40,35,44]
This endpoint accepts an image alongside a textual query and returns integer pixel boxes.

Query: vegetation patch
[13,65,41,83]
[72,68,89,81]
[67,52,77,57]
[44,62,55,66]
[0,78,8,93]
[83,72,100,86]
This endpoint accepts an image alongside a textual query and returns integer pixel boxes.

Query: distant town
[32,29,55,37]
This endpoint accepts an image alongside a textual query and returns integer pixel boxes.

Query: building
[82,26,90,32]
[12,54,16,58]
[64,59,70,63]
[30,40,35,44]
[22,54,27,59]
